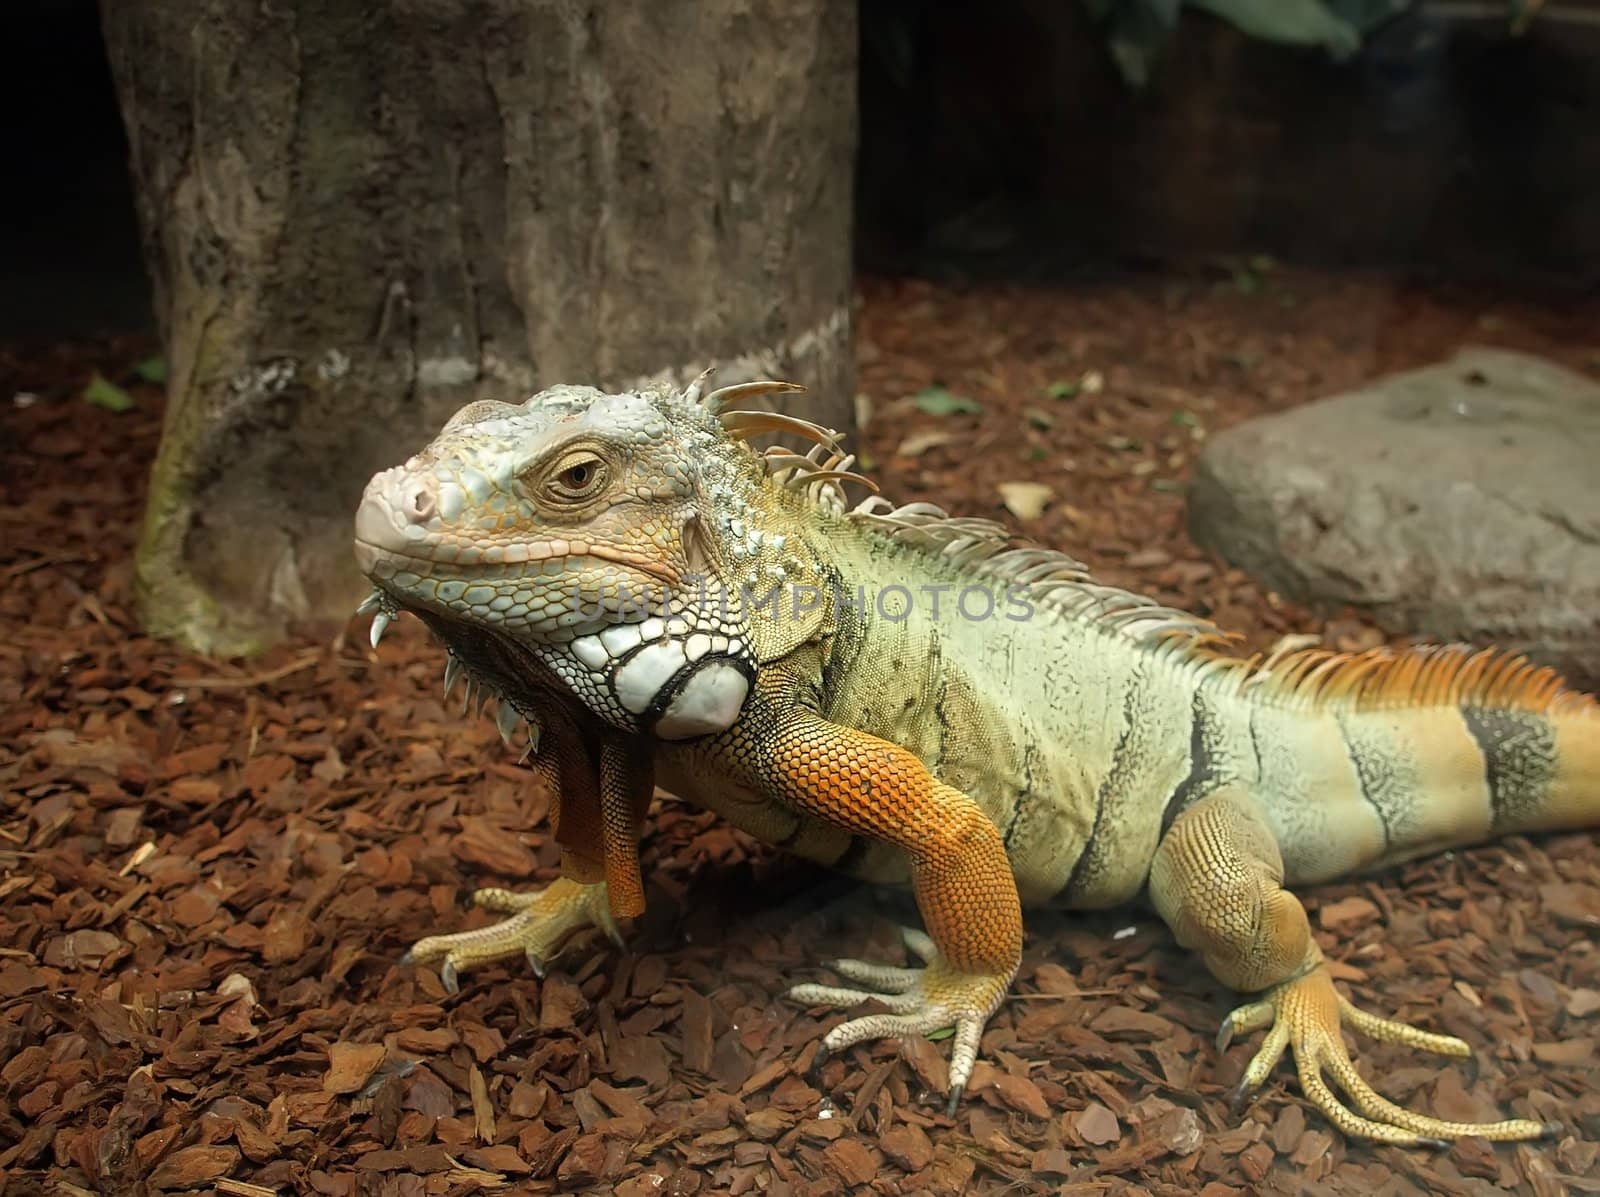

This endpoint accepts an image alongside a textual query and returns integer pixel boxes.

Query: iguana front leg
[1150,790,1556,1145]
[404,705,650,989]
[710,690,1024,1109]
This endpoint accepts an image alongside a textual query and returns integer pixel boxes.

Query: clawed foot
[1223,964,1560,1145]
[787,926,1016,1115]
[402,877,622,993]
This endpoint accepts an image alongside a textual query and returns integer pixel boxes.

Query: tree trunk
[100,0,858,656]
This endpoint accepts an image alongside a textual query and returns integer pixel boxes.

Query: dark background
[5,0,1598,340]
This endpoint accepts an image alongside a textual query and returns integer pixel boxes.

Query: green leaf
[83,371,136,413]
[925,1026,957,1042]
[1022,405,1055,430]
[1507,0,1542,35]
[1045,379,1081,400]
[132,355,167,384]
[1322,0,1406,35]
[1170,409,1202,429]
[912,386,983,416]
[1186,0,1362,56]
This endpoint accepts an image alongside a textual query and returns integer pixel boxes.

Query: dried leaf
[895,429,957,457]
[997,481,1052,520]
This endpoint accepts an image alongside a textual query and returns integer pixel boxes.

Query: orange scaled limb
[758,704,1023,1108]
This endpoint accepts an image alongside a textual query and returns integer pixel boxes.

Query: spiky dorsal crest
[712,391,878,512]
[1214,642,1596,717]
[680,368,810,416]
[849,495,1239,652]
[697,373,1232,650]
[690,377,1596,715]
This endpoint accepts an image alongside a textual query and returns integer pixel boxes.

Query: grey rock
[1187,346,1600,688]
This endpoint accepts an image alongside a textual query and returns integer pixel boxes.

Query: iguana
[352,373,1598,1147]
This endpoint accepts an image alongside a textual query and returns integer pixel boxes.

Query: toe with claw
[402,877,622,992]
[787,927,1017,1115]
[1224,962,1559,1145]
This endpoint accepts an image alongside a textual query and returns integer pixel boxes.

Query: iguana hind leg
[1150,790,1556,1145]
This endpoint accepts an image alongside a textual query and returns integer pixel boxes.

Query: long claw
[1222,964,1555,1143]
[369,609,392,648]
[785,946,1014,1117]
[944,1085,964,1118]
[805,1043,831,1087]
[1217,998,1272,1055]
[1228,1077,1261,1117]
[404,878,621,991]
[900,926,937,963]
[596,906,626,950]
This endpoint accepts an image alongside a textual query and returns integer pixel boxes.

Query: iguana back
[734,479,1598,911]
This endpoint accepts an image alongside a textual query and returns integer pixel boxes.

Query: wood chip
[8,281,1599,1197]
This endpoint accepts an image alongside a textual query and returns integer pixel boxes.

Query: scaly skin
[354,373,1598,1145]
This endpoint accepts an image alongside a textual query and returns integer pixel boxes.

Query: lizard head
[353,376,844,739]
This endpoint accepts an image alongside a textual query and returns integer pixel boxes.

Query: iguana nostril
[405,485,436,523]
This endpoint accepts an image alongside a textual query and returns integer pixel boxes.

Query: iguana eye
[546,452,608,502]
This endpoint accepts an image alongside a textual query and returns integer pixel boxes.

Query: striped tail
[1477,699,1600,838]
[1214,643,1600,881]
[1348,648,1597,869]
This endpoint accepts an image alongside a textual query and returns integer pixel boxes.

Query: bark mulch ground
[3,268,1599,1197]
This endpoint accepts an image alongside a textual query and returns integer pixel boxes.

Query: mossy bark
[101,0,858,656]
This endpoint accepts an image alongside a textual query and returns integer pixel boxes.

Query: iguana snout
[353,463,436,574]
